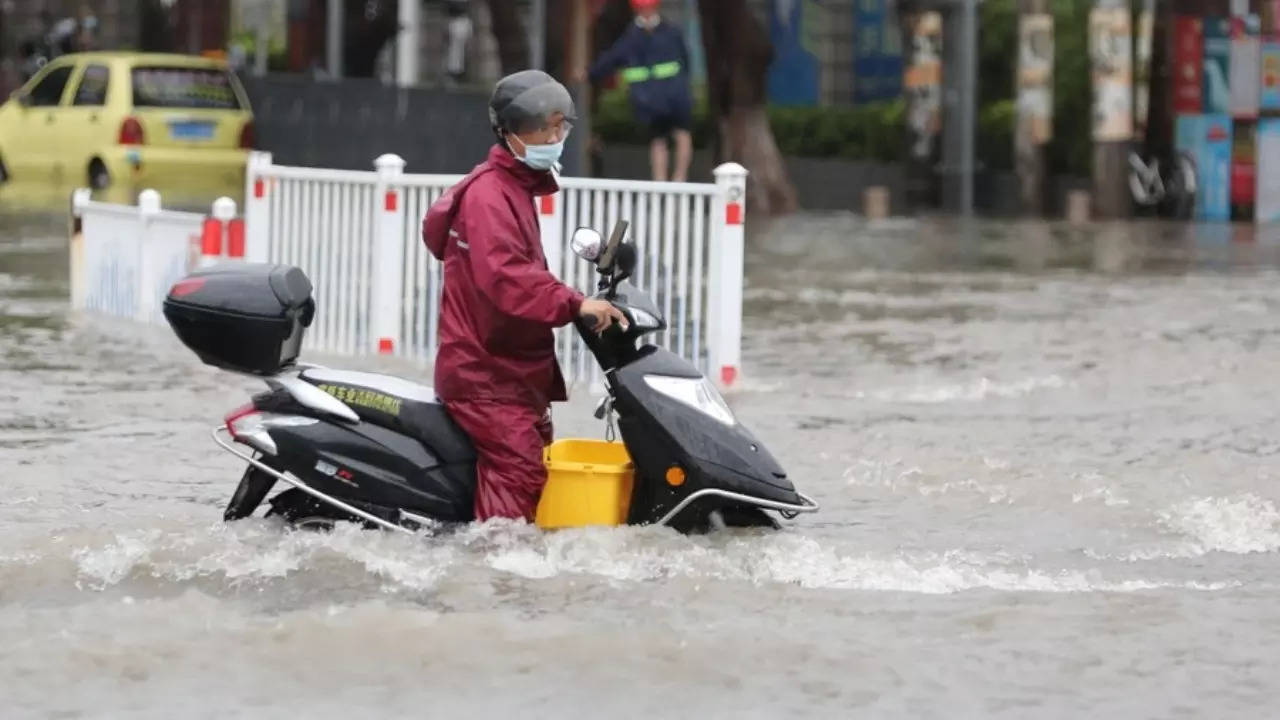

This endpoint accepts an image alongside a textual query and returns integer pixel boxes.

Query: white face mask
[509,123,573,171]
[635,14,660,30]
[512,136,565,171]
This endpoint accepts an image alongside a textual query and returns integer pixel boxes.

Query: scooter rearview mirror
[570,227,603,261]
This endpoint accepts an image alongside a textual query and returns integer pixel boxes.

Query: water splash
[13,520,1232,598]
[866,375,1067,404]
[843,459,1012,504]
[1158,494,1280,555]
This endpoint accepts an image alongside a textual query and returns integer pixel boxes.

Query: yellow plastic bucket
[535,439,634,529]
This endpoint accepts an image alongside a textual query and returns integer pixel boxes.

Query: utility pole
[932,0,978,215]
[531,0,546,70]
[326,0,344,78]
[1016,0,1052,215]
[1091,0,1133,218]
[958,0,977,215]
[254,21,269,75]
[186,0,202,55]
[901,0,979,215]
[396,0,420,86]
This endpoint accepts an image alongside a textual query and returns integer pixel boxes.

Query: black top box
[163,263,315,375]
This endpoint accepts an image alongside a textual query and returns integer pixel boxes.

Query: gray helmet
[489,70,577,137]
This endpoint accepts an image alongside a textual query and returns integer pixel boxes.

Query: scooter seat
[298,368,475,462]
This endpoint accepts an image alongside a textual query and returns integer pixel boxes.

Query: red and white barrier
[708,163,746,389]
[199,196,247,268]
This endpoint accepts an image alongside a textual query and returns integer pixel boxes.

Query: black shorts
[646,113,692,141]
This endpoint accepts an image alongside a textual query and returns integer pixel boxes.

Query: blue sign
[1261,41,1280,110]
[1204,17,1231,115]
[853,0,903,103]
[767,0,820,106]
[1176,114,1234,222]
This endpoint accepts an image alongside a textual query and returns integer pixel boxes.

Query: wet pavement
[3,206,1280,718]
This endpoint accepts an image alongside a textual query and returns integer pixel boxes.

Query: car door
[6,61,76,181]
[59,62,115,186]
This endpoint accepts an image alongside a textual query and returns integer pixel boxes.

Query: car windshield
[131,66,241,110]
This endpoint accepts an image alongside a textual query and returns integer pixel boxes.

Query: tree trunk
[1016,0,1051,215]
[588,0,638,176]
[486,0,530,75]
[1146,0,1174,158]
[566,0,592,175]
[698,0,797,216]
[139,0,176,53]
[1090,0,1132,219]
[343,0,399,78]
[544,0,566,79]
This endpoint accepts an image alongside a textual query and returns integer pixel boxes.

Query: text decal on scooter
[316,384,403,416]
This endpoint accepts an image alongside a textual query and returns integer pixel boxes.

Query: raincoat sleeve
[460,191,585,326]
[589,26,638,83]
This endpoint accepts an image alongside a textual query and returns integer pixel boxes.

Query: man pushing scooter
[422,70,628,522]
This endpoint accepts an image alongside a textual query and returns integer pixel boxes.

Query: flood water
[4,208,1280,718]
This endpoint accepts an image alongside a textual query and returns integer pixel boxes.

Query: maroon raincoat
[422,144,584,521]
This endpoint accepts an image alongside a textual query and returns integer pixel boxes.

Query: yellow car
[0,52,252,192]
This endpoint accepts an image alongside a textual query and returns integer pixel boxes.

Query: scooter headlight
[628,307,662,330]
[643,375,736,426]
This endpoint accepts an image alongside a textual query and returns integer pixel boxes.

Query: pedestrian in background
[587,0,693,182]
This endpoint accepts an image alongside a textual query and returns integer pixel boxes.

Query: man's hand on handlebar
[580,299,628,333]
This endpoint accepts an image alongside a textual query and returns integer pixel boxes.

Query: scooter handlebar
[577,312,627,336]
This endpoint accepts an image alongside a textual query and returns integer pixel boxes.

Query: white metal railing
[242,151,748,388]
[69,189,236,324]
[252,171,380,357]
[67,153,748,389]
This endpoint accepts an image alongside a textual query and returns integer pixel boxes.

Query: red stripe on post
[385,190,398,212]
[253,178,264,198]
[540,195,555,215]
[725,202,743,226]
[227,219,246,258]
[720,365,738,387]
[201,218,223,256]
[377,338,394,354]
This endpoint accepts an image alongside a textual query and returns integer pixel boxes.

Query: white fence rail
[69,152,748,388]
[72,190,203,324]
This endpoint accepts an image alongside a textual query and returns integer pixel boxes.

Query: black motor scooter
[163,221,818,533]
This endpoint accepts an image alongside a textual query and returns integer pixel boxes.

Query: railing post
[708,162,747,389]
[69,188,92,311]
[244,151,273,263]
[136,189,162,323]
[373,153,407,355]
[538,191,564,277]
[200,196,236,268]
